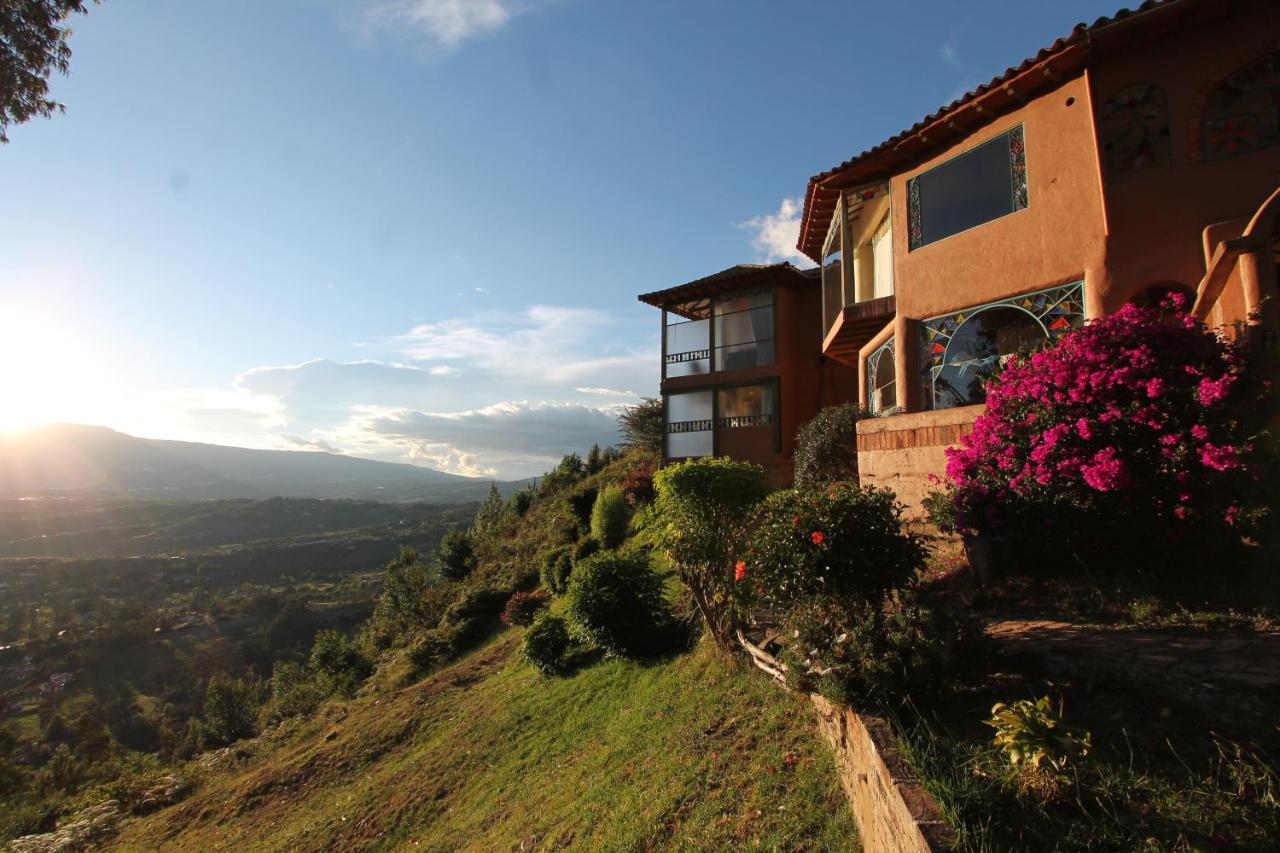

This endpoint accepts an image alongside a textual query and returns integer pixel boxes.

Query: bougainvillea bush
[940,297,1271,572]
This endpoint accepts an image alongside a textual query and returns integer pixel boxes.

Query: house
[638,264,856,484]
[641,0,1280,510]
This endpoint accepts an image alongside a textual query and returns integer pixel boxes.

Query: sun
[0,306,94,432]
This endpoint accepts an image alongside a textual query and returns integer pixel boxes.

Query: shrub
[941,298,1271,572]
[572,535,600,564]
[793,403,861,488]
[567,487,599,534]
[201,675,259,746]
[565,550,673,657]
[522,614,569,674]
[618,397,663,453]
[408,627,459,670]
[652,458,771,649]
[987,696,1091,796]
[590,486,630,549]
[435,530,476,581]
[502,590,550,626]
[260,661,327,725]
[540,546,574,596]
[510,487,535,517]
[619,465,656,507]
[745,483,924,614]
[308,629,372,694]
[784,592,987,709]
[441,587,508,646]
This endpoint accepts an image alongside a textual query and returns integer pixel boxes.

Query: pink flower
[1199,443,1240,471]
[1173,506,1188,520]
[1197,375,1233,406]
[1225,505,1240,526]
[1081,447,1127,492]
[1144,378,1166,398]
[1075,418,1093,440]
[1190,424,1209,441]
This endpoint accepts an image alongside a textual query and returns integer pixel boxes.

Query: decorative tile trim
[1009,124,1028,211]
[907,176,923,251]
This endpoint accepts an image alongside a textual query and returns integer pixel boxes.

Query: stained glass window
[866,338,897,416]
[1201,50,1280,162]
[907,125,1028,250]
[1101,84,1172,177]
[919,281,1084,410]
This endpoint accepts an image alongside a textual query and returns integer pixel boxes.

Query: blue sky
[0,0,1123,477]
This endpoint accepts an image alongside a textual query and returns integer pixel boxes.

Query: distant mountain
[0,424,524,502]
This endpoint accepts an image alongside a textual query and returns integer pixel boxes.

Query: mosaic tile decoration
[907,176,923,251]
[919,281,1084,409]
[1100,83,1172,176]
[1009,125,1028,211]
[1202,50,1280,162]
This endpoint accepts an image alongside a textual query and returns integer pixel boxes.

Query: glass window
[822,202,844,335]
[919,282,1085,410]
[867,339,896,415]
[665,390,713,457]
[1201,50,1280,162]
[717,384,776,429]
[663,298,711,379]
[712,290,774,371]
[1101,84,1171,177]
[908,126,1027,250]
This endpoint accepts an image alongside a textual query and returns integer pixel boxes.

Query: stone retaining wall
[856,405,983,517]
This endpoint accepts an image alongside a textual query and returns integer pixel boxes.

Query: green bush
[522,614,570,674]
[308,629,372,695]
[441,587,509,646]
[408,627,459,671]
[745,482,924,613]
[510,487,535,517]
[435,529,476,581]
[793,403,861,488]
[260,661,328,725]
[784,592,987,709]
[567,487,599,534]
[618,397,663,453]
[540,546,574,596]
[502,590,550,626]
[564,550,672,657]
[201,675,259,746]
[572,536,600,564]
[590,486,630,549]
[652,458,771,649]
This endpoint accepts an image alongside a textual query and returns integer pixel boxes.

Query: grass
[114,629,857,851]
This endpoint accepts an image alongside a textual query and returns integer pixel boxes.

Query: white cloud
[355,0,520,49]
[738,198,815,268]
[575,386,638,397]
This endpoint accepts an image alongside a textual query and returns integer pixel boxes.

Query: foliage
[744,483,924,614]
[440,587,509,647]
[571,535,600,565]
[651,458,771,649]
[586,443,603,474]
[793,403,861,488]
[200,675,260,747]
[940,298,1272,572]
[0,0,93,144]
[308,629,372,695]
[471,484,509,540]
[986,696,1091,783]
[618,397,664,454]
[435,530,476,581]
[509,486,535,518]
[567,487,598,535]
[618,464,655,507]
[521,614,569,674]
[589,486,630,549]
[784,592,986,709]
[540,546,574,596]
[260,661,329,725]
[539,453,586,496]
[501,590,550,627]
[564,550,674,657]
[372,546,443,632]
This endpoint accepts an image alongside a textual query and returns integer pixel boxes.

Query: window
[1201,50,1280,162]
[870,213,894,299]
[907,125,1028,250]
[663,298,710,379]
[713,290,774,371]
[821,200,845,335]
[665,390,713,457]
[867,338,896,415]
[1100,84,1171,177]
[919,282,1084,410]
[717,383,776,428]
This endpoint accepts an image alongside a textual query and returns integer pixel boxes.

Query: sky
[0,0,1124,478]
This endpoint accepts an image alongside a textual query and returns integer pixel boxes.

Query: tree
[470,483,508,539]
[590,486,629,549]
[0,1,94,144]
[435,529,475,581]
[618,398,663,453]
[201,675,258,746]
[585,443,603,474]
[793,403,861,487]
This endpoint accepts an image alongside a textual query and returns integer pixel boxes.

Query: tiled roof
[796,0,1225,260]
[637,262,815,309]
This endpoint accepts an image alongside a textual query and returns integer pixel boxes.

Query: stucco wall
[857,406,982,517]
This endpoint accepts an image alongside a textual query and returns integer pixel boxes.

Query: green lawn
[116,630,857,851]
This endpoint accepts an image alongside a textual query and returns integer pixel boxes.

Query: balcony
[821,294,896,364]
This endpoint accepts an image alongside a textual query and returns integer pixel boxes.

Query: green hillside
[115,630,856,850]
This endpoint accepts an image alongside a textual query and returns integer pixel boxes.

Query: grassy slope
[115,629,856,850]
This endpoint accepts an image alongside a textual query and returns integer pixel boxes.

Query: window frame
[662,377,782,458]
[866,337,897,417]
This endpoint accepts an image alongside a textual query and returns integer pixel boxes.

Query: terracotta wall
[1089,5,1280,314]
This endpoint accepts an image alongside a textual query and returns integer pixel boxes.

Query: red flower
[734,560,746,581]
[810,531,825,546]
[792,515,802,527]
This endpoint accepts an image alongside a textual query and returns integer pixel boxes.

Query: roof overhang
[638,263,817,315]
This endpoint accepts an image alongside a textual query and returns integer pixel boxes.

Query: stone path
[986,619,1280,692]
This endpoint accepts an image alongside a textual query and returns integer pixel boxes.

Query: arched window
[1202,50,1280,162]
[1100,84,1171,177]
[867,338,896,415]
[919,282,1085,410]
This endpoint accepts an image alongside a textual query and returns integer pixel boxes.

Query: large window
[665,390,713,458]
[919,282,1084,410]
[907,126,1028,250]
[822,201,845,335]
[867,338,896,416]
[717,383,776,428]
[714,290,774,371]
[663,298,711,378]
